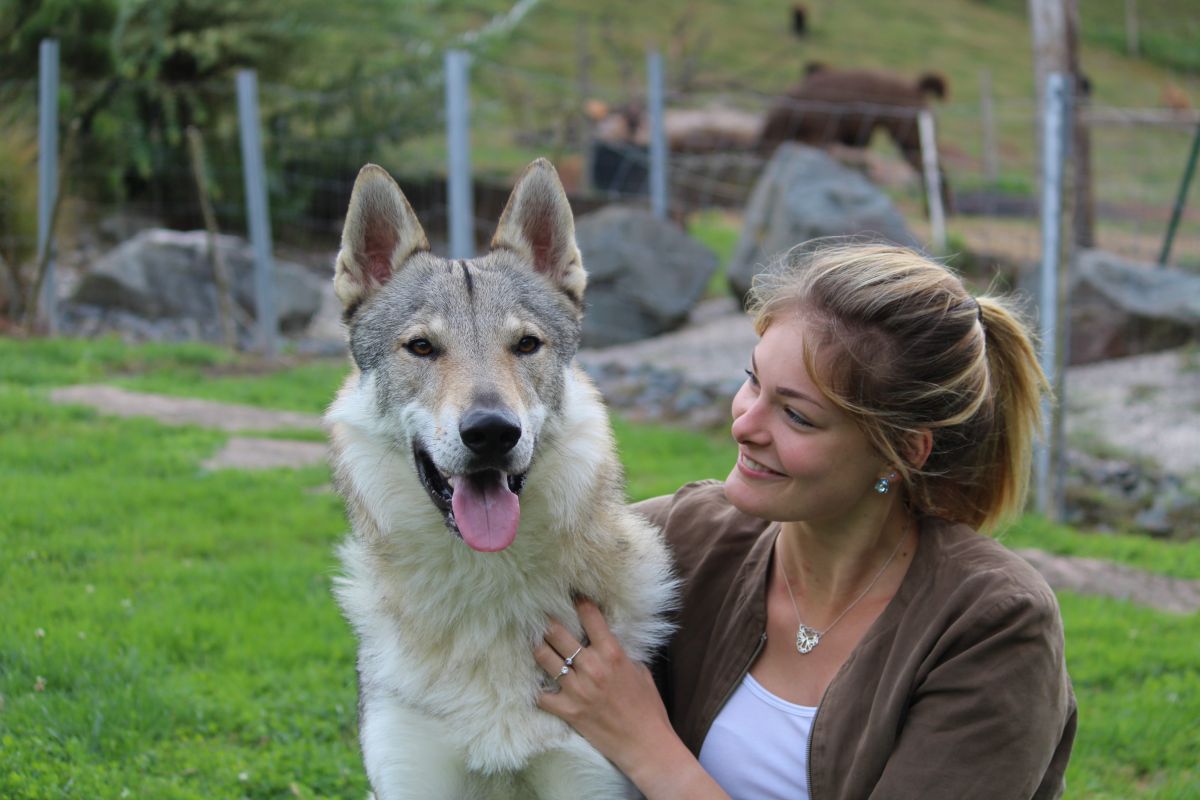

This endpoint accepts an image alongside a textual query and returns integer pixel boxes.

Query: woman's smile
[738,451,785,477]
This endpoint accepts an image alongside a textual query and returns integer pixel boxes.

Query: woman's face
[724,317,889,525]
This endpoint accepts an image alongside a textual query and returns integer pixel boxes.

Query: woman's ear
[905,429,933,471]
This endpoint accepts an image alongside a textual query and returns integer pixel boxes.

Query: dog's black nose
[460,407,522,457]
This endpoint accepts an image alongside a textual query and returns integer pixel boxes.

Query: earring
[874,472,898,495]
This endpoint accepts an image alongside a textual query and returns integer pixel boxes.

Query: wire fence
[3,48,1199,330]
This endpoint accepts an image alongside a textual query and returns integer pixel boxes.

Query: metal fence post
[917,109,947,252]
[445,49,474,259]
[37,39,60,334]
[236,69,277,357]
[979,69,999,186]
[1034,73,1072,520]
[646,51,668,220]
[1158,122,1200,266]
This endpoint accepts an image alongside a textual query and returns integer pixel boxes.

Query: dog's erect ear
[334,164,430,312]
[490,159,587,306]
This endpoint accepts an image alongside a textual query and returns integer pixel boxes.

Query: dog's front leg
[360,695,470,800]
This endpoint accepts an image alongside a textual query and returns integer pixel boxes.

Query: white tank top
[698,673,816,800]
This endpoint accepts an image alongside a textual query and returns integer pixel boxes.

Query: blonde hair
[747,241,1049,533]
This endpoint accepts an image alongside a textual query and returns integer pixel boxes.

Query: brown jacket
[636,481,1076,800]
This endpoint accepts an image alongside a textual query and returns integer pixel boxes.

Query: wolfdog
[324,160,677,799]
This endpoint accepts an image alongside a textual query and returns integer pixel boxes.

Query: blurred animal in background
[586,99,761,195]
[1161,82,1193,112]
[758,63,953,212]
[588,99,761,153]
[792,3,808,37]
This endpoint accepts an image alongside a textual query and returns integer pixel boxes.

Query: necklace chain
[778,521,910,655]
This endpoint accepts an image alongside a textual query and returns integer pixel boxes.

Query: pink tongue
[450,472,521,552]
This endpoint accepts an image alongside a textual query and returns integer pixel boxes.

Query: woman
[534,242,1077,799]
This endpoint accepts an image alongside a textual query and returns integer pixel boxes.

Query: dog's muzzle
[413,419,529,554]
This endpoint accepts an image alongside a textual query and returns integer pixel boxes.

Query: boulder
[1067,249,1200,364]
[575,206,718,347]
[727,144,920,303]
[72,229,324,337]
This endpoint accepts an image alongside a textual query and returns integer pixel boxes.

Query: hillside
[418,0,1199,264]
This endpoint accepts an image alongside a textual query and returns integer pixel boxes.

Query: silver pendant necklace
[778,523,909,655]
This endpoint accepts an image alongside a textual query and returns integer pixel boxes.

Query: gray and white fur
[325,160,677,799]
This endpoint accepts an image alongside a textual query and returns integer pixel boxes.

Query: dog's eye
[405,338,436,357]
[514,335,542,355]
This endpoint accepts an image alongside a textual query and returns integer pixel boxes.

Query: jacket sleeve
[869,591,1077,800]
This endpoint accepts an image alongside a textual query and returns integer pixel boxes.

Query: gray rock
[727,144,920,304]
[1064,447,1200,539]
[575,206,719,347]
[1066,249,1200,364]
[72,229,324,337]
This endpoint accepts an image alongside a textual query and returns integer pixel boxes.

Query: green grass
[977,0,1200,72]
[687,209,742,299]
[1001,516,1200,581]
[0,337,234,387]
[614,416,736,500]
[1060,593,1200,799]
[2,337,1199,797]
[115,359,349,416]
[0,385,359,798]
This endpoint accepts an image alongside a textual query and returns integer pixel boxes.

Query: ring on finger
[563,646,583,667]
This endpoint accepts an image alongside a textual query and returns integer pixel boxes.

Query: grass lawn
[1,337,1198,798]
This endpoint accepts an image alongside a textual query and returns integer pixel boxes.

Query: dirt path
[49,384,327,470]
[47,383,1200,615]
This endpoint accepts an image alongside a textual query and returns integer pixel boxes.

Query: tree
[0,0,454,223]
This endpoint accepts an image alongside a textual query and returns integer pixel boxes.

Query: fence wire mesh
[2,56,1198,325]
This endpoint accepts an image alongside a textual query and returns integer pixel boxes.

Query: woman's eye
[785,407,813,427]
[744,368,759,386]
[405,338,435,357]
[515,335,542,355]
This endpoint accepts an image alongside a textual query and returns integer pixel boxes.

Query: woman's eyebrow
[751,353,826,409]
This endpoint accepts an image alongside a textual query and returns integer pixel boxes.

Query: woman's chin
[724,470,767,515]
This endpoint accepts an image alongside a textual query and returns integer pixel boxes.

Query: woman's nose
[730,384,768,444]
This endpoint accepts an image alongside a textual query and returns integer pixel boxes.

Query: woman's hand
[534,599,730,800]
[535,598,674,775]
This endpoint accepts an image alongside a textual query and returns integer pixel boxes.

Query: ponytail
[968,296,1050,530]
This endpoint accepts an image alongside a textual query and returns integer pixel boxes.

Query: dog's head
[333,159,586,554]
